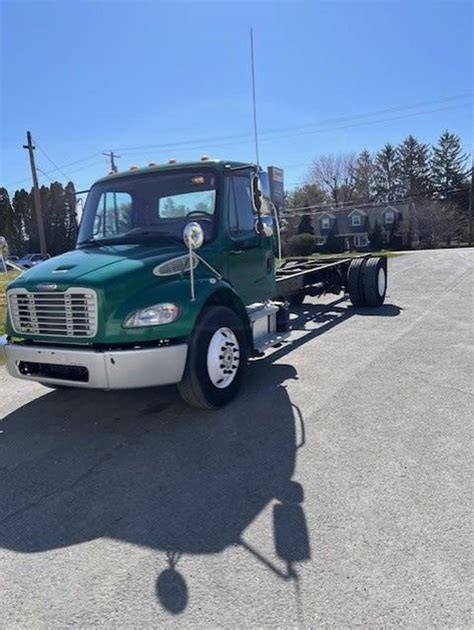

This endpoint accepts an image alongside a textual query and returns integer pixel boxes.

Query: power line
[36,167,56,184]
[5,152,102,188]
[34,138,73,181]
[111,94,472,154]
[105,102,470,168]
[284,186,469,215]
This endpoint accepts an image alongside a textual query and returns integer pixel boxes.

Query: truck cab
[3,159,287,408]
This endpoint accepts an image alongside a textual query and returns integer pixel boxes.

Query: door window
[228,175,256,236]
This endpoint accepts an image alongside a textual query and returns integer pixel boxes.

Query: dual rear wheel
[347,257,387,307]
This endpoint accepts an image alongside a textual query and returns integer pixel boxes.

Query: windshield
[77,169,218,246]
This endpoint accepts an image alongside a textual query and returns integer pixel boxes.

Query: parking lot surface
[0,248,472,628]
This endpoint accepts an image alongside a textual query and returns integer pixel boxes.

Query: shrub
[288,232,317,256]
[323,231,345,253]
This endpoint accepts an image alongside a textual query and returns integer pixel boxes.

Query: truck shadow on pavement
[0,361,308,615]
[0,297,400,615]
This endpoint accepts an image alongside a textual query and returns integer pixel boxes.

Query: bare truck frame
[275,255,387,308]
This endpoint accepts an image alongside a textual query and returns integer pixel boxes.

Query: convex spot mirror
[251,174,262,213]
[260,215,274,237]
[183,221,204,250]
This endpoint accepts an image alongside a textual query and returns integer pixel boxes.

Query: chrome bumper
[3,342,188,389]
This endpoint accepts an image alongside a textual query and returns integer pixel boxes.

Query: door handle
[230,250,244,255]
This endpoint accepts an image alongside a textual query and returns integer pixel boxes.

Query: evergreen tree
[368,221,384,250]
[297,214,314,234]
[374,144,400,201]
[11,189,31,255]
[396,135,431,197]
[323,227,344,253]
[0,188,13,243]
[64,182,78,249]
[353,150,376,202]
[389,214,404,250]
[430,131,468,196]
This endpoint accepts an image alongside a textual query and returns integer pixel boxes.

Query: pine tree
[297,214,314,234]
[353,150,376,202]
[396,135,431,197]
[368,221,384,250]
[64,182,78,249]
[389,214,404,249]
[11,189,31,255]
[374,144,400,201]
[430,131,468,196]
[0,188,12,241]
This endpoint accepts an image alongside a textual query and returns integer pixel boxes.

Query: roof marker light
[148,161,157,167]
[129,165,139,171]
[168,158,177,164]
[201,154,209,161]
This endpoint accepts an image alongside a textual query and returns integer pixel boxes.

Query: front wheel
[178,306,248,409]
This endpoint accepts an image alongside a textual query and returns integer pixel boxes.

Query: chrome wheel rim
[378,267,386,296]
[207,327,240,389]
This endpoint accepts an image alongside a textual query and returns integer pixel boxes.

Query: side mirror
[183,222,204,250]
[252,175,262,213]
[261,216,274,237]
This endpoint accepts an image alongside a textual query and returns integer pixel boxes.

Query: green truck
[3,159,387,408]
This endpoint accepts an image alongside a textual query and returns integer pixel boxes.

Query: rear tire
[347,258,367,306]
[178,306,248,409]
[362,257,387,306]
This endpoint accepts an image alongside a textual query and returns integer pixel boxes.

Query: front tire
[178,306,248,409]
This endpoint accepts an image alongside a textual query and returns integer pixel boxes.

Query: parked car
[16,253,50,269]
[0,259,21,273]
[6,255,19,263]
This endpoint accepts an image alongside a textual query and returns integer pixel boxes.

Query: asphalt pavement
[0,248,472,628]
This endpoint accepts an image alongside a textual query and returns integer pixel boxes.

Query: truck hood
[11,244,187,288]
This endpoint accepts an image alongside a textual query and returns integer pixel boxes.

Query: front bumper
[3,342,188,389]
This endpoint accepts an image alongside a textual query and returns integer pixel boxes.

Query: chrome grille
[7,288,98,338]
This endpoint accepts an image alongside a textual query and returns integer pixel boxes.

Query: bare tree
[415,199,466,247]
[306,153,357,206]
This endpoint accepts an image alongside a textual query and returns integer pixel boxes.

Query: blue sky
[1,0,472,193]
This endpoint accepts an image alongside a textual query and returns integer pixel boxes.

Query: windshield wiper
[121,229,185,244]
[77,237,122,248]
[77,230,183,248]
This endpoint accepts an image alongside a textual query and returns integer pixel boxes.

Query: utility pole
[103,150,120,173]
[23,131,48,258]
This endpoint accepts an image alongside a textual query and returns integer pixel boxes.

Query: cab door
[224,172,275,305]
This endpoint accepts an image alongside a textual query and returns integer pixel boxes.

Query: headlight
[123,303,180,328]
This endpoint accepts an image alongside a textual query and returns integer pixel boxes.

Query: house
[313,200,416,250]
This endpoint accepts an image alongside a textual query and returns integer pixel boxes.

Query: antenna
[250,27,260,167]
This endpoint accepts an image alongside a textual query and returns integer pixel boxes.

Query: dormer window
[321,217,330,229]
[351,213,362,227]
[385,210,395,224]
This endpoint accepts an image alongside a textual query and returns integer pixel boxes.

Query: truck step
[253,331,290,353]
[246,302,290,353]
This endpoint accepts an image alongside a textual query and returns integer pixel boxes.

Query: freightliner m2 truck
[3,159,387,408]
